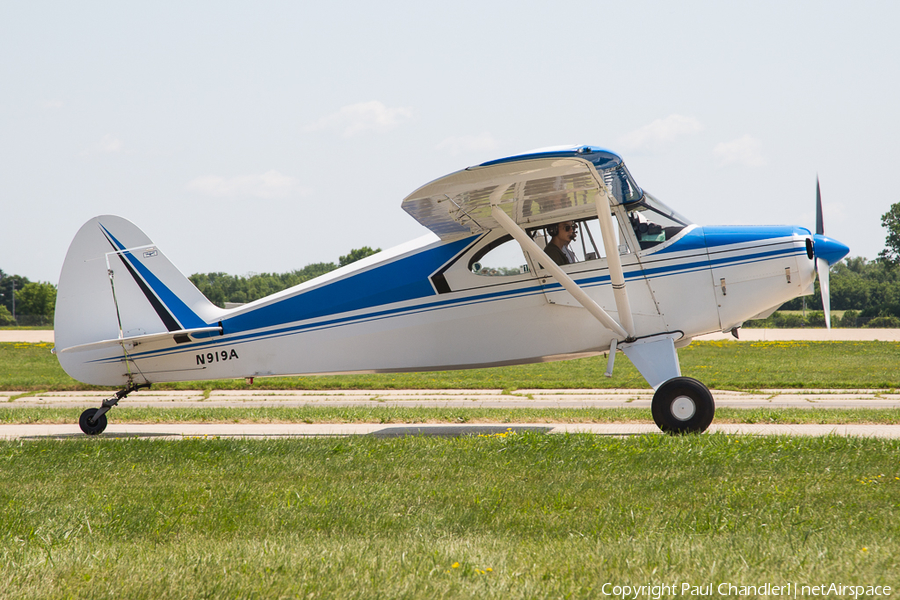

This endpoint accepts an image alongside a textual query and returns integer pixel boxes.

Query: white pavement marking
[3,422,900,440]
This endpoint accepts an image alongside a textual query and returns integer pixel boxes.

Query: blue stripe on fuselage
[221,236,478,334]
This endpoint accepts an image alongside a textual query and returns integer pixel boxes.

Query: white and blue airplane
[54,145,849,435]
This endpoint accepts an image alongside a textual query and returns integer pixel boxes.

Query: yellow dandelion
[452,562,460,569]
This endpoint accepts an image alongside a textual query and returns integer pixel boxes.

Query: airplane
[53,145,849,436]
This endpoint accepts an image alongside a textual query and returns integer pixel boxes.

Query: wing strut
[490,204,631,340]
[594,194,636,338]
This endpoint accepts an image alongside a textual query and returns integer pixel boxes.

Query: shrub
[840,309,860,328]
[806,311,826,327]
[864,315,900,328]
[0,305,15,326]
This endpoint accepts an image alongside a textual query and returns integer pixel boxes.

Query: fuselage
[68,218,817,386]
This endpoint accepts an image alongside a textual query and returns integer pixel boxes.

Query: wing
[401,146,636,240]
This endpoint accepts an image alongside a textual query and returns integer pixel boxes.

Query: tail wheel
[651,377,715,434]
[79,408,108,435]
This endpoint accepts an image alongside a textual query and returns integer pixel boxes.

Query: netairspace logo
[600,582,893,599]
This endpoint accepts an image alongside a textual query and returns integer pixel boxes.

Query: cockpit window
[533,218,610,263]
[627,192,692,250]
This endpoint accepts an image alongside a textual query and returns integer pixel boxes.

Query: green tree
[189,246,380,308]
[14,282,57,319]
[0,271,31,314]
[0,305,16,326]
[339,246,380,267]
[879,203,900,266]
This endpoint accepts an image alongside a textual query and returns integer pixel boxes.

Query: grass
[4,406,900,425]
[1,434,898,599]
[4,340,900,391]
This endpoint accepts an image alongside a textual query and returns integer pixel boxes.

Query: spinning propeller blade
[816,177,830,328]
[815,177,824,236]
[817,256,832,329]
[811,178,849,329]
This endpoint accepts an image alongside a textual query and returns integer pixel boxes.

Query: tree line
[0,271,56,326]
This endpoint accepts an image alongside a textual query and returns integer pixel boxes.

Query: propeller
[811,177,849,329]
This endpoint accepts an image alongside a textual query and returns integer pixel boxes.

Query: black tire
[651,377,715,434]
[79,408,108,435]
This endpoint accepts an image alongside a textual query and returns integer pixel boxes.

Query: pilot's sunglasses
[564,224,578,232]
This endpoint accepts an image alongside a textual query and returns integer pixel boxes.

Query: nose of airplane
[812,234,849,266]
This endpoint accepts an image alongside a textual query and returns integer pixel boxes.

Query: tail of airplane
[55,215,226,384]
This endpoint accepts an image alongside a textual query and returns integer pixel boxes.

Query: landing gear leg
[651,377,715,434]
[78,382,151,435]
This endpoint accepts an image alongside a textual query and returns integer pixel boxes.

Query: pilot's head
[549,221,577,246]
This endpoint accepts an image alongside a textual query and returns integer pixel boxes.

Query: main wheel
[79,408,108,435]
[651,377,715,434]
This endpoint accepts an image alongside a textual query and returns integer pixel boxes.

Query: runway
[4,387,900,409]
[3,387,900,440]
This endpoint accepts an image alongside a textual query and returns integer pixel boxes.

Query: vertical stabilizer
[55,215,225,384]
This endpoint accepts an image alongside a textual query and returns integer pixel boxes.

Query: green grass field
[2,434,898,599]
[5,341,900,598]
[3,340,900,391]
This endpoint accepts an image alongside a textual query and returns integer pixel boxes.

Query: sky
[2,1,898,283]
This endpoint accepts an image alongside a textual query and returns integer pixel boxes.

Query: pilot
[544,221,578,266]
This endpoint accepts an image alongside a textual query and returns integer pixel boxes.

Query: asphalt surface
[4,388,900,410]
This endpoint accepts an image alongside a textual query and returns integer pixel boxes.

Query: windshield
[626,192,692,250]
[600,164,644,204]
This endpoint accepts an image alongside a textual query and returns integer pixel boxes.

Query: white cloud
[187,170,308,199]
[99,134,123,153]
[42,99,63,109]
[306,101,413,137]
[80,134,123,156]
[434,133,500,156]
[713,135,767,167]
[618,115,703,153]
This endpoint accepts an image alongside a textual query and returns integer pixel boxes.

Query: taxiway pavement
[3,388,900,440]
[4,387,900,410]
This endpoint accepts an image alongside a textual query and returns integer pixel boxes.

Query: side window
[566,218,607,261]
[469,235,530,276]
[536,217,610,264]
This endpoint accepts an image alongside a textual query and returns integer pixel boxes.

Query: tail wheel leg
[78,382,151,436]
[651,377,715,434]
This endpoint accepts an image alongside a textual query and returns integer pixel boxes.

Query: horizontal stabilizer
[57,326,223,354]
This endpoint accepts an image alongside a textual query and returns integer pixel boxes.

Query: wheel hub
[671,395,696,421]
